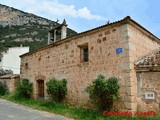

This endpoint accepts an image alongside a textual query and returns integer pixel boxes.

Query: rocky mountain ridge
[0,4,53,27]
[0,4,77,52]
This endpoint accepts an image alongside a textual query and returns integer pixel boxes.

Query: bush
[46,78,67,102]
[0,81,8,96]
[85,75,120,111]
[0,68,13,76]
[16,79,32,98]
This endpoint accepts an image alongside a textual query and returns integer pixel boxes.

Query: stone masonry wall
[20,22,160,112]
[0,77,20,93]
[21,24,131,110]
[125,24,160,112]
[137,72,160,112]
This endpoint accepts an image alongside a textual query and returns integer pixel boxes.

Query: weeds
[1,94,159,120]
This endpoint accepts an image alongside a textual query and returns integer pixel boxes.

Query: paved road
[0,99,72,120]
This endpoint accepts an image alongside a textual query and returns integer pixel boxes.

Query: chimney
[61,19,67,39]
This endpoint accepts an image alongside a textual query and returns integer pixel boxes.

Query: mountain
[0,4,77,52]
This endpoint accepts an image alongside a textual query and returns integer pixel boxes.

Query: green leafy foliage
[0,81,8,96]
[0,69,13,76]
[86,74,120,111]
[3,94,159,120]
[16,79,32,98]
[46,78,67,102]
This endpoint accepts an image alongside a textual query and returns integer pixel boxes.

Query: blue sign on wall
[116,48,122,54]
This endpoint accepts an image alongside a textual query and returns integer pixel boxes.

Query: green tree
[0,81,8,96]
[86,75,120,111]
[46,78,67,102]
[16,79,32,98]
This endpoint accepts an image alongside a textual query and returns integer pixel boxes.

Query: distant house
[0,46,29,74]
[20,17,160,112]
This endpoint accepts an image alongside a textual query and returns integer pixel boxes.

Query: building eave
[0,74,20,79]
[127,19,160,44]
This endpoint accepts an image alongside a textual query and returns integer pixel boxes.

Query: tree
[0,81,8,96]
[86,75,120,111]
[0,69,13,76]
[46,78,67,102]
[16,79,32,98]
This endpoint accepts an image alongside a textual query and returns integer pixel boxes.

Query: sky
[1,0,160,38]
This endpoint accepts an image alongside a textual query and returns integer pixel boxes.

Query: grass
[1,94,160,120]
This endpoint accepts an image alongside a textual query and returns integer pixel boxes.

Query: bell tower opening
[48,19,67,44]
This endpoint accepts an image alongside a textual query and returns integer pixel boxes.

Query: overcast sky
[1,0,160,38]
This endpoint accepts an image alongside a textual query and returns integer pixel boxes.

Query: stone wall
[20,18,160,112]
[21,23,130,110]
[122,24,160,112]
[137,72,160,112]
[0,74,20,93]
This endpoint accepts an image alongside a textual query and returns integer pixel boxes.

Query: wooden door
[37,80,44,98]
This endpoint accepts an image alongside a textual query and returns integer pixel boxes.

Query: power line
[0,65,19,69]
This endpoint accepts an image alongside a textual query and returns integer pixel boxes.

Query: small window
[83,47,88,62]
[78,43,89,63]
[25,63,28,69]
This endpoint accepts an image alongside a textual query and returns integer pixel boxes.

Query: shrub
[46,78,67,102]
[0,68,13,76]
[85,75,120,111]
[0,81,8,96]
[16,79,32,98]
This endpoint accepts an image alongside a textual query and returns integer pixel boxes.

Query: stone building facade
[20,16,160,112]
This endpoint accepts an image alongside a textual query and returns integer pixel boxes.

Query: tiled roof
[0,74,20,79]
[135,49,160,71]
